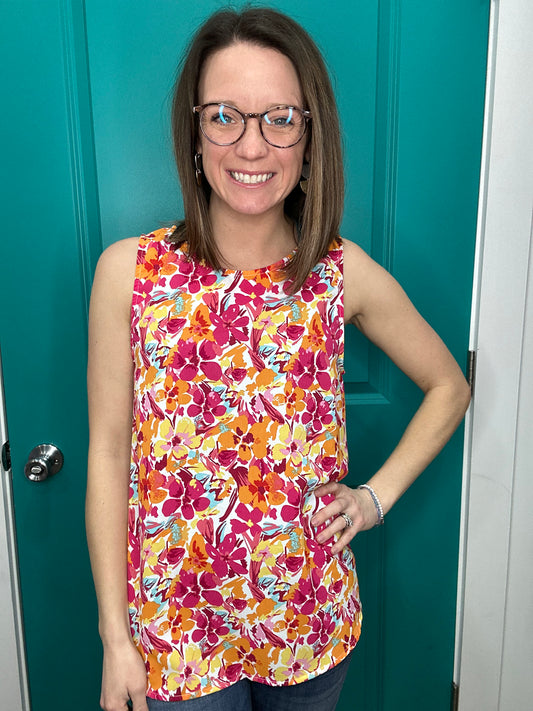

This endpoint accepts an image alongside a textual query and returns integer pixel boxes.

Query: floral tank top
[128,228,362,701]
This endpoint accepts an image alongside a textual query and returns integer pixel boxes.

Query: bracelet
[357,484,384,526]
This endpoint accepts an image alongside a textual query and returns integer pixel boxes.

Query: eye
[264,107,296,128]
[209,104,240,125]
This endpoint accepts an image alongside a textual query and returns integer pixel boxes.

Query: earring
[300,161,310,194]
[194,153,203,186]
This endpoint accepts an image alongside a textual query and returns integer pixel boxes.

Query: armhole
[129,228,177,357]
[335,236,345,325]
[130,234,150,359]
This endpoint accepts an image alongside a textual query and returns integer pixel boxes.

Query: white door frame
[0,347,30,711]
[454,0,533,709]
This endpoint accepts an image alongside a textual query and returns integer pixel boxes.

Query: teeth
[230,172,273,184]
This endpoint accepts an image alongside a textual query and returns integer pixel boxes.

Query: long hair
[169,7,344,293]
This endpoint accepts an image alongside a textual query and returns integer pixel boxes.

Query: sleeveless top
[128,227,362,701]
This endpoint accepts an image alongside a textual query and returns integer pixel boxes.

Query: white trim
[456,0,533,708]
[0,347,30,711]
[453,0,501,683]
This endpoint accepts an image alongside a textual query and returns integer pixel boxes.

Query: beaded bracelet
[357,484,385,526]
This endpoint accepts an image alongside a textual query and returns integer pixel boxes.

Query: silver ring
[340,512,353,529]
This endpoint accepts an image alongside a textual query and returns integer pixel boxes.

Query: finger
[130,692,149,711]
[316,512,353,542]
[330,516,359,553]
[311,496,347,527]
[313,481,339,497]
[331,530,355,555]
[100,693,131,711]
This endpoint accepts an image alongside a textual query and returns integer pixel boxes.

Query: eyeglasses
[193,103,311,149]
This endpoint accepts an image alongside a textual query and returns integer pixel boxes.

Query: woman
[86,7,470,711]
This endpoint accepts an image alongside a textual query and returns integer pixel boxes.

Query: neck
[209,201,296,271]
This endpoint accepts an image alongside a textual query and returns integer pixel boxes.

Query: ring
[340,512,353,529]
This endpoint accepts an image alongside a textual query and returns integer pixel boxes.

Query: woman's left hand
[312,482,378,555]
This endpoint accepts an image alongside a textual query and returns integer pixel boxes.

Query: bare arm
[313,239,471,553]
[86,237,148,711]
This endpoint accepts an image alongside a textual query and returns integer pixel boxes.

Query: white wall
[456,1,533,709]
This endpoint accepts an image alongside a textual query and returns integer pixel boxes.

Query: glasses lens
[262,107,306,147]
[199,104,244,145]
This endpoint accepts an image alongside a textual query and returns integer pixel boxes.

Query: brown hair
[169,7,343,292]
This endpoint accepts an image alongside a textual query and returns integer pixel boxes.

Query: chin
[226,199,282,217]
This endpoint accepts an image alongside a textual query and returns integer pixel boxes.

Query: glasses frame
[192,103,312,149]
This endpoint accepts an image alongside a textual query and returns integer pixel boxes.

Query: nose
[235,117,269,159]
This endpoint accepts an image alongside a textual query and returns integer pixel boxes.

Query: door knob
[24,444,64,482]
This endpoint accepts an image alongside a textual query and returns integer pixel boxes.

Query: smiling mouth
[229,171,274,184]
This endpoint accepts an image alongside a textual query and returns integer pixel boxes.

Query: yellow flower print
[251,538,284,569]
[168,646,209,694]
[175,417,202,456]
[142,532,166,569]
[274,646,319,683]
[154,417,202,460]
[255,308,287,338]
[272,423,308,465]
[141,301,175,342]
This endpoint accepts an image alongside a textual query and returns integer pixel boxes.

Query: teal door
[1,1,489,710]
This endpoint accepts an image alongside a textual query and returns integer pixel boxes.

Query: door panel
[1,1,489,710]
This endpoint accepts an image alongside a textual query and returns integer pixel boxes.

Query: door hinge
[451,681,459,711]
[467,349,477,395]
[1,440,11,472]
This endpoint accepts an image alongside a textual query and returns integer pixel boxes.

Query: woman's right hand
[100,639,148,711]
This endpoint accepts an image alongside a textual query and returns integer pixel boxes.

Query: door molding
[61,0,103,316]
[455,0,533,708]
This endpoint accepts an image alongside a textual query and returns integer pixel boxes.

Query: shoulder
[342,237,381,276]
[90,237,139,322]
[96,227,173,271]
[342,238,399,323]
[94,236,139,285]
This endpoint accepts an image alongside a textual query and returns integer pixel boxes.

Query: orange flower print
[274,608,311,642]
[273,380,306,418]
[238,465,269,513]
[302,313,327,351]
[182,304,214,342]
[182,533,212,574]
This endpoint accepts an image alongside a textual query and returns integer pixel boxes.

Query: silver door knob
[24,444,64,482]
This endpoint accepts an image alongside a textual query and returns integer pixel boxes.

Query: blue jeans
[146,652,353,711]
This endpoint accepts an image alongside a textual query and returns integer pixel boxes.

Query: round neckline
[173,238,297,278]
[219,247,297,277]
